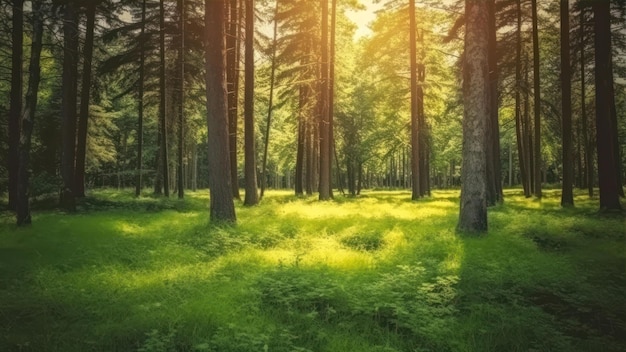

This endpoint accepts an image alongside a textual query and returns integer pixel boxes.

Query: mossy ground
[0,189,624,351]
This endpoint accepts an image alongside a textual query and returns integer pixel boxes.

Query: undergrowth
[0,189,624,351]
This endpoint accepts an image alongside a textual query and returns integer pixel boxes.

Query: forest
[0,0,625,351]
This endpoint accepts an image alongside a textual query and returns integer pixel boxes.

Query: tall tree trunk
[75,3,96,198]
[486,0,502,205]
[318,0,331,200]
[60,1,79,211]
[514,0,529,196]
[205,0,236,222]
[16,0,43,226]
[159,0,170,197]
[177,0,185,199]
[227,0,241,199]
[524,53,533,197]
[531,0,542,198]
[409,0,421,200]
[458,0,489,234]
[295,89,305,195]
[136,0,147,197]
[580,7,592,198]
[8,0,23,211]
[243,0,259,205]
[418,65,428,196]
[328,0,336,199]
[261,0,279,199]
[560,0,574,206]
[592,0,622,210]
[607,56,624,197]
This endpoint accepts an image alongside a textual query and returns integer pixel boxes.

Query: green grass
[0,189,624,351]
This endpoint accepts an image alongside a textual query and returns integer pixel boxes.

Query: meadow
[0,189,624,352]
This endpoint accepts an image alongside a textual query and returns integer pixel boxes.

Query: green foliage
[0,190,624,351]
[137,329,177,352]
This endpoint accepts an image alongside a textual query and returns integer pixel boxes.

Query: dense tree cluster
[0,0,624,227]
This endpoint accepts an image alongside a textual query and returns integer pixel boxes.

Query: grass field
[0,189,625,352]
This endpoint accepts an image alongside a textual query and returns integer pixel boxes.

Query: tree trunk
[227,0,241,199]
[8,0,23,211]
[592,0,622,210]
[580,7,593,198]
[514,0,529,196]
[159,0,170,197]
[136,0,147,197]
[16,0,43,226]
[487,0,502,205]
[74,3,96,198]
[458,0,489,234]
[177,0,185,199]
[560,0,574,206]
[318,0,331,200]
[243,0,259,206]
[60,1,79,211]
[531,0,542,198]
[328,0,337,199]
[261,1,279,199]
[205,0,237,222]
[295,87,305,196]
[409,0,421,200]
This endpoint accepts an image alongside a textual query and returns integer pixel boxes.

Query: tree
[318,0,331,200]
[8,0,23,211]
[60,1,80,211]
[260,0,279,199]
[227,0,241,200]
[205,0,236,222]
[135,0,147,198]
[244,0,259,205]
[177,0,185,199]
[592,0,622,210]
[17,0,43,225]
[560,0,574,206]
[486,0,502,205]
[458,0,488,233]
[409,0,420,200]
[157,0,169,197]
[531,0,541,198]
[75,2,97,198]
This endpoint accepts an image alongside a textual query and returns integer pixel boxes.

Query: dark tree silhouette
[592,0,622,210]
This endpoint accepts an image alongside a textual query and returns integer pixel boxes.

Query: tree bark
[592,0,622,210]
[409,0,421,200]
[560,0,574,206]
[580,7,593,197]
[205,0,237,222]
[159,0,169,197]
[75,3,96,198]
[60,1,79,211]
[177,0,185,199]
[261,0,279,199]
[458,0,489,234]
[487,0,502,205]
[318,0,331,200]
[136,0,147,197]
[16,0,43,226]
[227,0,241,199]
[514,0,529,196]
[531,0,542,198]
[243,0,259,206]
[8,0,23,211]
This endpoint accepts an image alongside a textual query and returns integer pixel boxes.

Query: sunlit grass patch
[0,188,624,351]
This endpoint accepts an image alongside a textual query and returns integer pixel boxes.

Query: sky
[345,0,385,39]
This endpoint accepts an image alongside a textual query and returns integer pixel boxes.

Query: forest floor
[0,189,625,352]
